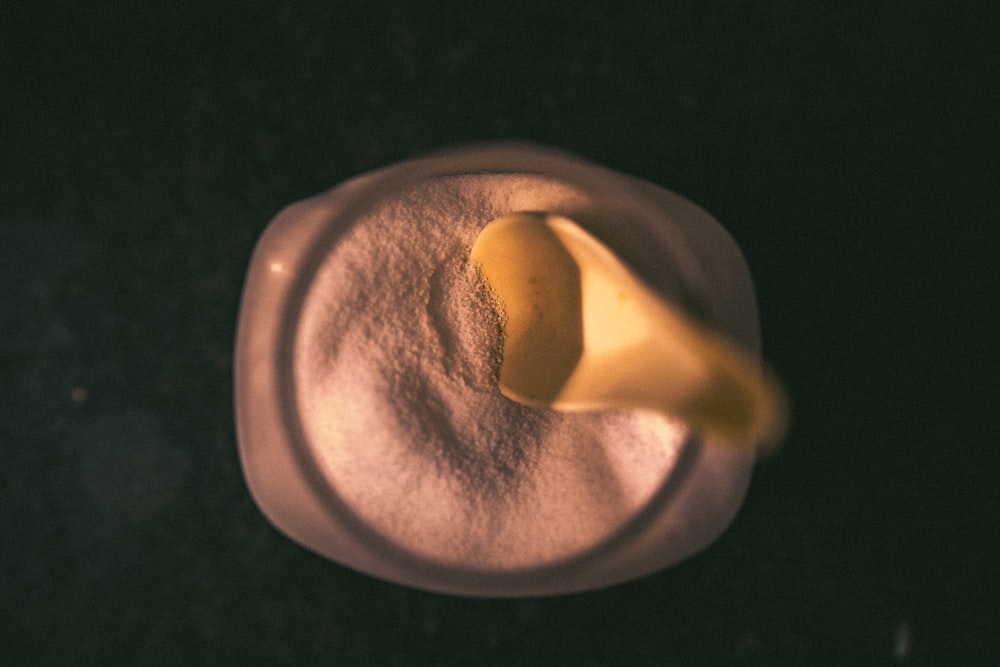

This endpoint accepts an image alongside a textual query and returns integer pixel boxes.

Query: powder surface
[294,174,685,569]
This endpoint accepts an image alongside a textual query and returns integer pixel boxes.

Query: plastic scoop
[470,212,785,452]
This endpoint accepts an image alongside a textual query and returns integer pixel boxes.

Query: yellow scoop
[470,212,786,453]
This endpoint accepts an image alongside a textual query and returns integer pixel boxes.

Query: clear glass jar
[234,143,759,596]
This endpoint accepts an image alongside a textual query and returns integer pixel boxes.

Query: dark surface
[2,1,997,664]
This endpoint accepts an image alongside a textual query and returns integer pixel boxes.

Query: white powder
[294,174,686,569]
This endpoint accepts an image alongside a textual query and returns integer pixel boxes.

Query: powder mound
[423,247,555,503]
[294,174,684,569]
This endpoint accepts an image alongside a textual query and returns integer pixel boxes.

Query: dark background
[2,1,996,664]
